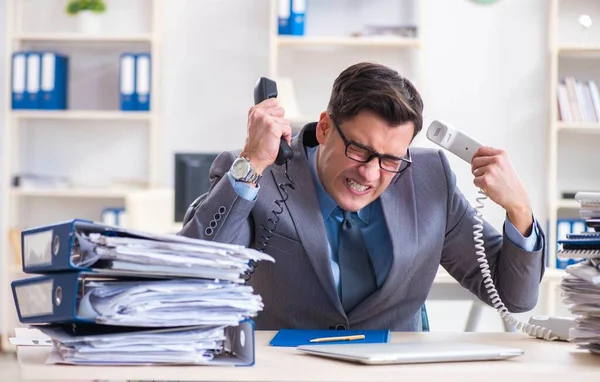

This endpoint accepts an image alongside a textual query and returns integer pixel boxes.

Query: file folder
[35,320,256,366]
[135,53,151,111]
[26,52,42,109]
[12,272,118,324]
[19,219,272,279]
[119,53,137,111]
[290,0,305,36]
[40,52,69,110]
[11,52,27,109]
[278,0,291,35]
[269,329,390,347]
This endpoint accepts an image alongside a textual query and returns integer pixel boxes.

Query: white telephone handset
[426,120,573,341]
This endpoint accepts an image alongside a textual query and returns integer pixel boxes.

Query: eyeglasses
[329,114,412,174]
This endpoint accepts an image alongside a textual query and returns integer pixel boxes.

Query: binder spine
[119,53,137,111]
[135,53,151,111]
[11,52,27,109]
[290,0,305,36]
[25,52,41,109]
[11,273,82,324]
[21,220,80,273]
[40,53,69,110]
[277,0,291,35]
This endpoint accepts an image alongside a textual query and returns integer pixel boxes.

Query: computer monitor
[174,153,219,223]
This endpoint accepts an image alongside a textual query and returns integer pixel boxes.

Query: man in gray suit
[179,62,545,331]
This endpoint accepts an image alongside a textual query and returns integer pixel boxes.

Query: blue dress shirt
[227,146,540,293]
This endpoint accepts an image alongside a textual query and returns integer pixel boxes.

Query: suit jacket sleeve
[178,150,256,247]
[437,150,546,313]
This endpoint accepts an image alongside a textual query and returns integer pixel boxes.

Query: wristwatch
[230,156,262,184]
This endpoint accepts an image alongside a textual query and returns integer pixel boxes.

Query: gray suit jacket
[179,123,546,331]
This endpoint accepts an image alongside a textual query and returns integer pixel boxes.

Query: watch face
[231,158,250,179]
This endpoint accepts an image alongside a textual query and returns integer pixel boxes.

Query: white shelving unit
[0,0,173,351]
[547,0,600,268]
[267,0,422,130]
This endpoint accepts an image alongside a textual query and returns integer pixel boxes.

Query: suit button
[331,324,346,330]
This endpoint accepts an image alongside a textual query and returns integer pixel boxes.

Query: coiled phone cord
[473,189,557,341]
[242,162,295,281]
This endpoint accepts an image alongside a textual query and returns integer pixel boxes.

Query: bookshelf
[267,0,422,131]
[547,0,600,268]
[0,0,169,351]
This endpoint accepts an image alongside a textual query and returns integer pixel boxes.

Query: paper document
[37,324,228,365]
[561,259,600,351]
[9,327,52,346]
[76,278,263,327]
[73,230,274,281]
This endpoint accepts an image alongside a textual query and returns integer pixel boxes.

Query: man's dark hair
[327,62,424,138]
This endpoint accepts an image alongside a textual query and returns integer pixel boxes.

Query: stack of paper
[12,219,273,365]
[560,260,600,354]
[39,324,229,365]
[558,193,600,354]
[74,230,273,282]
[76,279,264,327]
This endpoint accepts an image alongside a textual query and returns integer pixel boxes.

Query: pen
[309,334,366,343]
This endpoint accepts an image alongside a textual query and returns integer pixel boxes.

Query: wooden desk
[17,331,599,382]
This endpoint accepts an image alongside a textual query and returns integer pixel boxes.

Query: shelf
[11,110,152,121]
[13,33,153,43]
[277,36,421,48]
[556,198,580,209]
[558,44,600,55]
[10,187,135,198]
[557,122,600,133]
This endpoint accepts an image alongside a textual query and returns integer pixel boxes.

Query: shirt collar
[306,145,370,224]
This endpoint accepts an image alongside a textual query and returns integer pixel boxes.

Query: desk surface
[17,331,599,382]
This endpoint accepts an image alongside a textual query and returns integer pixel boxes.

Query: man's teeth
[347,179,369,192]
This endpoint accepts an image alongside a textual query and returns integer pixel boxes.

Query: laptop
[296,342,524,365]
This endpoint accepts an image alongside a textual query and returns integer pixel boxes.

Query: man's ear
[316,111,331,144]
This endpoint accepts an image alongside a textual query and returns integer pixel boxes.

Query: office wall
[163,0,550,233]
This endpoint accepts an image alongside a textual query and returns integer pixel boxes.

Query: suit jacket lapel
[269,129,345,315]
[348,168,419,322]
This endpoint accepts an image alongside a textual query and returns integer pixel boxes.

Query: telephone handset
[254,77,294,165]
[426,120,564,341]
[244,77,296,280]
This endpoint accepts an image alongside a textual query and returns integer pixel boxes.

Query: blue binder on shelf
[290,0,305,36]
[25,52,42,109]
[278,0,291,35]
[11,52,27,109]
[135,53,151,111]
[269,329,391,347]
[40,52,69,110]
[119,53,137,111]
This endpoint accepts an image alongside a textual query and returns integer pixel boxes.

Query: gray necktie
[338,209,377,313]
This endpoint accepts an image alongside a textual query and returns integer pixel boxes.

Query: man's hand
[471,147,533,236]
[240,98,292,175]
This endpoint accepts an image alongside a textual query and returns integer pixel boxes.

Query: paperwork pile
[11,219,274,365]
[558,192,600,355]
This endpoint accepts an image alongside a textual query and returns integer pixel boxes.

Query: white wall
[0,0,557,331]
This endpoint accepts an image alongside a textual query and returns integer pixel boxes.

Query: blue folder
[269,329,390,347]
[12,271,115,324]
[40,52,69,110]
[119,53,137,111]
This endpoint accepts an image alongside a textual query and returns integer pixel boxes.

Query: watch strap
[240,157,262,184]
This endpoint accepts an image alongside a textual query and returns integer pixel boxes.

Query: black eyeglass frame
[328,113,412,174]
